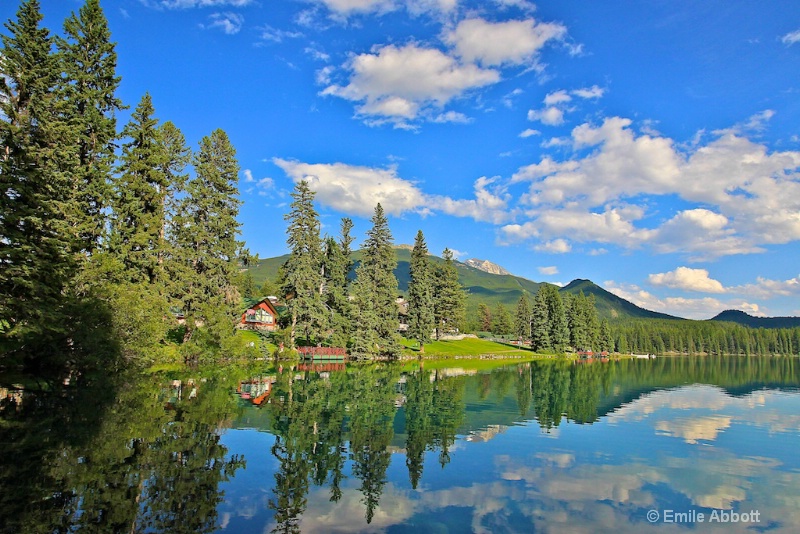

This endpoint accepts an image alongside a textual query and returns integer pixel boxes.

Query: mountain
[463,258,511,275]
[246,249,675,321]
[558,279,681,320]
[711,310,800,329]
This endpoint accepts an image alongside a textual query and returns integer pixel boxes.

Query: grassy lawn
[401,336,535,357]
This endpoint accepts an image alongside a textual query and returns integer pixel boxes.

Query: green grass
[402,336,534,357]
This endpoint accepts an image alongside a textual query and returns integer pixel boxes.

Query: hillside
[559,279,680,321]
[247,249,673,321]
[711,310,800,329]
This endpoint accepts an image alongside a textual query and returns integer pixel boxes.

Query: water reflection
[3,356,800,533]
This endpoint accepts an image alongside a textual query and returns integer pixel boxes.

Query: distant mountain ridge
[463,258,511,275]
[711,310,800,329]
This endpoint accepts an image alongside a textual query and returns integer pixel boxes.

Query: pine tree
[109,93,167,286]
[478,303,492,332]
[491,303,513,336]
[543,285,569,352]
[514,294,531,342]
[351,204,400,359]
[281,180,325,347]
[0,0,77,337]
[600,318,614,353]
[57,0,123,255]
[531,288,551,351]
[324,218,355,346]
[407,230,435,353]
[433,248,466,340]
[172,129,243,342]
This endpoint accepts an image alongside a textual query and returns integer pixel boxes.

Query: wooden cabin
[240,298,279,331]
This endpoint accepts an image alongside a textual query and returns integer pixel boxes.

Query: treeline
[476,288,614,353]
[610,319,800,356]
[277,181,466,359]
[0,0,251,370]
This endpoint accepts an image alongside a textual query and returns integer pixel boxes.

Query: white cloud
[432,110,471,123]
[274,160,512,223]
[311,0,457,18]
[527,105,564,125]
[519,128,540,138]
[603,281,764,319]
[543,89,571,106]
[242,169,255,182]
[535,238,571,253]
[648,267,725,294]
[322,43,499,126]
[571,85,605,99]
[206,12,243,34]
[273,159,427,217]
[443,18,566,67]
[781,29,800,45]
[449,248,468,259]
[734,275,800,299]
[259,25,303,42]
[538,266,559,275]
[435,176,514,224]
[505,116,800,258]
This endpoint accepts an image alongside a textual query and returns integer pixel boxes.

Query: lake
[2,356,799,533]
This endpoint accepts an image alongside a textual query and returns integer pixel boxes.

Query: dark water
[2,356,800,533]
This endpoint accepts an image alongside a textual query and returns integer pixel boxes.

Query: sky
[4,0,800,319]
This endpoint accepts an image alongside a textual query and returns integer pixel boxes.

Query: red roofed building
[240,298,280,331]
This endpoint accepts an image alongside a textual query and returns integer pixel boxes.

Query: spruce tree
[172,129,243,342]
[477,303,492,332]
[599,318,614,353]
[281,180,325,347]
[514,294,531,342]
[351,204,400,359]
[491,303,513,336]
[324,218,355,346]
[407,230,435,353]
[531,288,551,351]
[544,285,569,353]
[0,0,76,337]
[110,93,166,286]
[57,0,123,255]
[433,248,466,340]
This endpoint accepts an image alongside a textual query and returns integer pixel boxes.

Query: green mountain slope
[558,279,680,320]
[247,249,675,321]
[711,310,800,328]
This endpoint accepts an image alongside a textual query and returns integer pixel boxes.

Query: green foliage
[351,204,401,358]
[531,288,551,351]
[434,248,466,339]
[406,230,435,351]
[323,218,355,347]
[282,180,326,346]
[478,302,492,332]
[491,303,513,336]
[514,294,531,341]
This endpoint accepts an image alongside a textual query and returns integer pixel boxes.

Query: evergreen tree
[281,180,325,347]
[351,204,400,358]
[477,303,492,332]
[0,0,77,339]
[544,285,569,353]
[323,218,355,346]
[109,93,167,286]
[513,294,531,342]
[406,230,435,353]
[491,303,513,336]
[171,129,243,344]
[57,0,123,255]
[599,318,614,353]
[433,248,466,340]
[531,288,551,351]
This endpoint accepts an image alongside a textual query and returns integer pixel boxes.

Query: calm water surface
[2,356,800,533]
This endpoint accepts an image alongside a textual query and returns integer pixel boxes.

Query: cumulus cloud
[519,128,540,138]
[321,43,499,127]
[527,86,605,126]
[206,12,244,34]
[504,116,800,259]
[443,18,566,67]
[538,266,559,275]
[274,159,513,223]
[273,158,427,217]
[535,239,571,253]
[311,0,457,18]
[604,281,764,319]
[648,267,725,293]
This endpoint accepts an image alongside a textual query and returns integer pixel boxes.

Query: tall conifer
[281,180,325,347]
[351,204,400,358]
[433,248,466,340]
[514,294,531,342]
[407,230,435,353]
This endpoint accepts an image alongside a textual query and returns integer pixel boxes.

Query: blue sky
[7,0,800,319]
